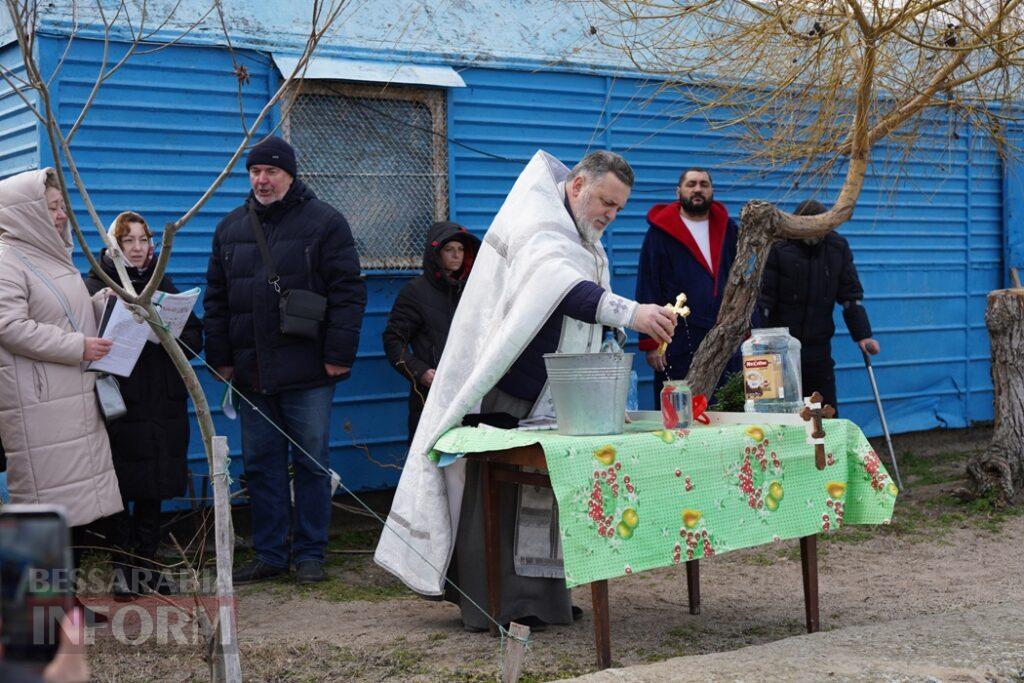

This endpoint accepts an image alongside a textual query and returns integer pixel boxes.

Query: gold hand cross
[657,292,690,356]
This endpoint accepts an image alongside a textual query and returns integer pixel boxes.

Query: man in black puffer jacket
[204,136,366,585]
[382,221,480,442]
[759,199,879,413]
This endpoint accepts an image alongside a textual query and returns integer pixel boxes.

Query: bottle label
[743,353,785,401]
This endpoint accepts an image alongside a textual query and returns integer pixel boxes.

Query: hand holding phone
[0,505,74,668]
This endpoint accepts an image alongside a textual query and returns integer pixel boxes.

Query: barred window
[284,83,448,270]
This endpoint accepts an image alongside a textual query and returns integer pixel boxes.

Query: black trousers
[111,498,162,566]
[802,359,839,416]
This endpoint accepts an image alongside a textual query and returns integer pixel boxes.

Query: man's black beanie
[246,135,297,177]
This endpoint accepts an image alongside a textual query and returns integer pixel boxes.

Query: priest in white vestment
[375,150,676,629]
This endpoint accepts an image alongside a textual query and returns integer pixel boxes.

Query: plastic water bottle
[741,327,803,414]
[601,331,638,411]
[626,370,639,412]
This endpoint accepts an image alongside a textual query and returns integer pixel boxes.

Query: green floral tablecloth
[433,419,897,587]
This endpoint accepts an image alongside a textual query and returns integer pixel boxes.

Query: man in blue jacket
[204,136,367,584]
[636,168,741,406]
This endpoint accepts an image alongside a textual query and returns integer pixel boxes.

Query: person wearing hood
[758,199,878,412]
[636,167,742,405]
[84,211,203,596]
[382,222,480,442]
[0,169,122,537]
[204,136,367,585]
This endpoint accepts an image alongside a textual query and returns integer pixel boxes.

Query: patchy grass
[741,551,774,566]
[817,524,877,545]
[897,449,970,487]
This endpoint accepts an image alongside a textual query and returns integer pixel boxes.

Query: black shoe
[232,560,287,584]
[572,605,584,621]
[509,615,548,632]
[295,560,327,584]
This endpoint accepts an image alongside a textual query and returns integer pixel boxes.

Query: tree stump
[965,289,1024,503]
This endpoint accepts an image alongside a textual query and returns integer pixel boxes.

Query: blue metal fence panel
[0,42,38,179]
[451,68,1002,437]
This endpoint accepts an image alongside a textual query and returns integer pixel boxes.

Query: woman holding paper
[85,211,203,597]
[0,169,122,532]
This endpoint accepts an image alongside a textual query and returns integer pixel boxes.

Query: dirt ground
[86,425,1024,682]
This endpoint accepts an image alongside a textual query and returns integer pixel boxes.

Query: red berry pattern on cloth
[588,445,640,541]
[732,427,785,513]
[675,510,715,562]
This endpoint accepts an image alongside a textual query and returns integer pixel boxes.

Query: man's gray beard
[576,218,601,244]
[574,188,602,244]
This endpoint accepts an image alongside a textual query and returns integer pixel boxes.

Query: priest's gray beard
[573,187,603,244]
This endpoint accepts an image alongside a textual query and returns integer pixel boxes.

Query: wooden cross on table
[657,292,691,355]
[799,391,836,470]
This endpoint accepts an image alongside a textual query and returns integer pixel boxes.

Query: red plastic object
[692,394,710,425]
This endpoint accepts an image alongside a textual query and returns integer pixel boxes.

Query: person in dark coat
[203,136,367,585]
[758,199,879,412]
[84,211,203,596]
[635,168,741,406]
[382,221,480,442]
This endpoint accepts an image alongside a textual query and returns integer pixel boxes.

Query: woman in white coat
[0,168,122,540]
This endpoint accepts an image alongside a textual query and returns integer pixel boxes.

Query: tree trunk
[965,289,1024,503]
[685,200,780,396]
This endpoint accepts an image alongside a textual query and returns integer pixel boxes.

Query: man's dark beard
[679,192,713,217]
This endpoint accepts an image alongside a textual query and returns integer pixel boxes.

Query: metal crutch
[861,349,904,490]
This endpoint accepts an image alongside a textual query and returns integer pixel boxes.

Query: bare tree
[591,0,1024,502]
[2,1,346,678]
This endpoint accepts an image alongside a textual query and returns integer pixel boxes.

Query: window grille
[284,83,448,270]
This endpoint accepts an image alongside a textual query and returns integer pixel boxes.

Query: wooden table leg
[590,580,611,669]
[800,535,820,633]
[685,559,701,615]
[480,461,501,637]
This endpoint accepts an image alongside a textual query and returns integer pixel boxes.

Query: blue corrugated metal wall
[0,42,37,179]
[32,34,408,505]
[449,69,1003,437]
[0,36,1002,504]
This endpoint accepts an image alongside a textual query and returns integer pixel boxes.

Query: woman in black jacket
[84,211,203,596]
[382,221,480,442]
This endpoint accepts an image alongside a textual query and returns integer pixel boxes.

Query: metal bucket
[543,352,633,436]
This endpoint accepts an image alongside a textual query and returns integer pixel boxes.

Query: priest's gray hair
[568,151,634,188]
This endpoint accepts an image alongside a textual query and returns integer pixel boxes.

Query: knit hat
[246,135,297,177]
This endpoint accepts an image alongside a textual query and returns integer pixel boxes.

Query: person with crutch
[758,199,879,414]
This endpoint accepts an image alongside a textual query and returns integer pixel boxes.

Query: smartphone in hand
[0,505,74,664]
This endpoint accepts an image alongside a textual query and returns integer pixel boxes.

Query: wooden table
[467,444,822,670]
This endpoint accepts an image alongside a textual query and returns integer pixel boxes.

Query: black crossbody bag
[248,204,327,340]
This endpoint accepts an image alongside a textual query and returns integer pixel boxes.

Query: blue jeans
[239,384,335,568]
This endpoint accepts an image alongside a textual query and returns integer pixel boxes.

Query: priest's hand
[421,369,436,386]
[631,303,675,345]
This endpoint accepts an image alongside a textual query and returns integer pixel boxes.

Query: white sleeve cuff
[596,291,638,329]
